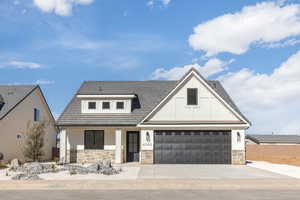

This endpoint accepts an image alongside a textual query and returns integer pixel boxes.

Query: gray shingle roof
[57,79,248,126]
[0,85,37,120]
[246,135,300,144]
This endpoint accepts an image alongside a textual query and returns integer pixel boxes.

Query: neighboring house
[0,85,57,162]
[246,135,300,145]
[57,68,251,165]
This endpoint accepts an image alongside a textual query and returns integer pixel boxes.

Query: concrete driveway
[137,164,291,179]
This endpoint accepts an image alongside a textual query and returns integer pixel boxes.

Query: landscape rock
[10,159,20,169]
[11,173,41,181]
[102,160,112,168]
[87,163,100,173]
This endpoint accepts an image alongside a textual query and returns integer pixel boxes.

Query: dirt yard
[246,144,300,166]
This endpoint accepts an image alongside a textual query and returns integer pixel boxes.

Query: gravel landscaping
[0,160,131,181]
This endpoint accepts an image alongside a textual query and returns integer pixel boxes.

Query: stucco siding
[0,88,56,162]
[149,76,240,122]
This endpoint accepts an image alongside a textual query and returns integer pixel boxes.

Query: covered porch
[59,127,152,164]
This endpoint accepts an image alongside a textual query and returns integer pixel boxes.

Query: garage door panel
[154,130,231,164]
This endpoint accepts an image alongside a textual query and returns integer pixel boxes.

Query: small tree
[23,121,47,162]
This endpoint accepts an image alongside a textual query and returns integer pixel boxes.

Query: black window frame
[88,101,96,110]
[187,88,198,105]
[102,102,110,109]
[84,130,104,150]
[116,101,124,109]
[34,108,40,122]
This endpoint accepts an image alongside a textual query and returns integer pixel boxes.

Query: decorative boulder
[23,162,43,174]
[10,159,20,169]
[102,160,112,168]
[87,163,100,173]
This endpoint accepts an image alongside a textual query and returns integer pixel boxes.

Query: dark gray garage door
[154,130,231,164]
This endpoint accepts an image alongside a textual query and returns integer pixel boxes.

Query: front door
[126,131,140,162]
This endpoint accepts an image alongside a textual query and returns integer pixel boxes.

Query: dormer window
[88,102,96,110]
[102,102,110,109]
[187,88,198,105]
[116,102,124,109]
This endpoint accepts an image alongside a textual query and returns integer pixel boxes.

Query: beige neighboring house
[57,68,251,165]
[0,85,57,162]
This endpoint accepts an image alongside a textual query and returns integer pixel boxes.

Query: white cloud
[35,80,55,85]
[33,0,94,16]
[147,0,172,8]
[189,1,300,56]
[151,58,233,80]
[219,50,300,133]
[7,79,55,85]
[2,61,42,69]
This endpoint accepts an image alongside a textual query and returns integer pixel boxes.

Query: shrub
[23,121,47,162]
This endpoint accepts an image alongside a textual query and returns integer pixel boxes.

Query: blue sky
[1,0,300,134]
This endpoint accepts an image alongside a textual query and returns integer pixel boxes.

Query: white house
[57,68,251,164]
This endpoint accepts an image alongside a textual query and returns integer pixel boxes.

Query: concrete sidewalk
[248,161,300,178]
[1,179,300,190]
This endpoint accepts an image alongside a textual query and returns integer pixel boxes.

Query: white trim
[104,145,116,150]
[77,95,135,98]
[138,70,250,127]
[137,124,249,128]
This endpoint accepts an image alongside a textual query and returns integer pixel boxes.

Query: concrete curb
[1,179,300,190]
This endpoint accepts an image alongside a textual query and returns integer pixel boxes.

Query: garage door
[154,130,231,164]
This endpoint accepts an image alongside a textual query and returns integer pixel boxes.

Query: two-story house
[57,68,250,164]
[0,85,57,162]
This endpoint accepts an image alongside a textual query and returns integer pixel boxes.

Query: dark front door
[126,131,140,162]
[154,130,231,164]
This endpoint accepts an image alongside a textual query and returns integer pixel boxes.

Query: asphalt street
[0,190,300,200]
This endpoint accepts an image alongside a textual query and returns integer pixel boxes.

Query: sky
[1,0,300,134]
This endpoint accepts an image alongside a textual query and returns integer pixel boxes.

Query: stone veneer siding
[67,149,115,163]
[141,150,154,164]
[232,150,246,165]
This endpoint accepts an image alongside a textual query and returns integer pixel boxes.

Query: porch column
[115,129,123,164]
[59,129,67,164]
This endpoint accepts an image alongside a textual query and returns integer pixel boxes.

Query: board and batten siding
[149,76,240,122]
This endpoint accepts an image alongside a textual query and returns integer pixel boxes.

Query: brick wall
[246,144,300,166]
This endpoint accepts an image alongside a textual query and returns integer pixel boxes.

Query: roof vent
[213,82,217,89]
[98,86,103,92]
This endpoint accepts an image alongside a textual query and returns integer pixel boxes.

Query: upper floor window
[116,102,124,109]
[88,102,96,109]
[34,108,40,122]
[102,102,110,109]
[187,88,198,105]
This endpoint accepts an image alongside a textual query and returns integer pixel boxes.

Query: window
[84,130,104,149]
[102,102,110,109]
[34,108,40,122]
[187,88,198,105]
[116,102,124,109]
[88,102,96,109]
